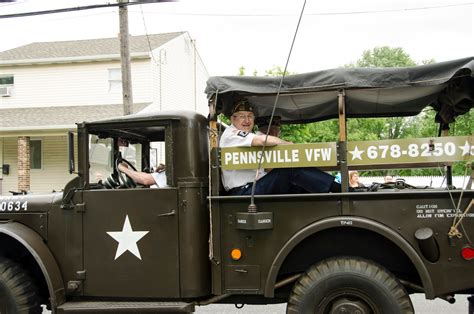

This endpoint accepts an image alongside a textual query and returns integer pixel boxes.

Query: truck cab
[0,111,211,313]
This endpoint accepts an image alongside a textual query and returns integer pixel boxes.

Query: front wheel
[287,256,413,314]
[0,257,41,314]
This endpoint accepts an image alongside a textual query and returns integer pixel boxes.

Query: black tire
[0,258,41,314]
[287,256,414,314]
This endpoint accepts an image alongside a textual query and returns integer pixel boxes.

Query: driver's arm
[118,163,156,186]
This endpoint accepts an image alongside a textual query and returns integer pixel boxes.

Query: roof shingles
[0,103,149,129]
[0,32,184,61]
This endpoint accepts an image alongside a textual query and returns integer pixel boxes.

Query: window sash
[30,140,42,170]
[0,75,14,85]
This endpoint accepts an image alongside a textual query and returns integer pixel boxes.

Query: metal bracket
[235,212,273,230]
[75,203,86,213]
[158,209,176,217]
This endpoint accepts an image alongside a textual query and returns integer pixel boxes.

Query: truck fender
[264,216,434,298]
[0,222,65,308]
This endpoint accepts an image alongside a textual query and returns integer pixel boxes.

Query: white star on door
[107,215,149,260]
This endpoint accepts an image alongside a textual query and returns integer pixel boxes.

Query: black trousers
[228,167,336,195]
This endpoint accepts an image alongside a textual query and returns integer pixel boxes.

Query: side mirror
[68,131,75,174]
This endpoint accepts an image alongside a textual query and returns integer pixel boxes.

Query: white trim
[0,53,150,66]
[0,125,75,132]
[0,127,75,138]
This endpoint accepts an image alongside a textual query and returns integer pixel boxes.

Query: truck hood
[0,192,63,213]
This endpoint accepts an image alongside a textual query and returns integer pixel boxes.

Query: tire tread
[0,257,42,314]
[287,256,414,314]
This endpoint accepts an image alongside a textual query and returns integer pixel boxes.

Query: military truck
[0,58,473,314]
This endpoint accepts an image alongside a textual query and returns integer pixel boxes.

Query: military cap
[232,98,254,114]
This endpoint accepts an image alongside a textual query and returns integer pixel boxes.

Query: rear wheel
[0,257,41,314]
[287,256,413,314]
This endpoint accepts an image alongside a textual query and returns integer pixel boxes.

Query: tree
[346,46,416,68]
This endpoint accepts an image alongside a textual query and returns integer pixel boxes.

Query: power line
[134,2,473,17]
[1,1,471,20]
[0,3,125,19]
[0,1,166,19]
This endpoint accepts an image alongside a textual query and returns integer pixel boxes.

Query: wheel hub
[330,298,371,314]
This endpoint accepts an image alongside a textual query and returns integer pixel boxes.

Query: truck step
[57,301,195,313]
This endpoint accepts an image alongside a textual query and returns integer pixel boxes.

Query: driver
[118,163,167,188]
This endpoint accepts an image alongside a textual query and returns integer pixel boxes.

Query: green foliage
[264,65,295,76]
[238,65,295,77]
[421,58,436,65]
[218,113,230,126]
[351,46,417,68]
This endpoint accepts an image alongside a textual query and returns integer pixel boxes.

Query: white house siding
[0,138,3,194]
[0,59,152,109]
[1,137,18,194]
[150,34,208,116]
[0,138,3,178]
[1,136,77,195]
[31,136,77,194]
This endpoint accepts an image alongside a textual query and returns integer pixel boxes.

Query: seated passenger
[220,98,340,195]
[118,163,167,188]
[256,115,281,137]
[349,170,365,188]
[384,175,395,183]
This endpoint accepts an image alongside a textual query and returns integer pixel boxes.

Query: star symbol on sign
[107,215,149,260]
[458,140,473,156]
[349,146,365,161]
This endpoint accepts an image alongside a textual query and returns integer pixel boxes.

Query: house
[0,32,209,195]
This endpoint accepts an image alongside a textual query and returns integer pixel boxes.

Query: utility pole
[118,0,133,115]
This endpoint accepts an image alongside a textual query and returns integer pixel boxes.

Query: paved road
[194,294,469,313]
[43,294,470,313]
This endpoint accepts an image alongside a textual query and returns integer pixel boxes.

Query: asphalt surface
[43,294,470,313]
[194,294,469,313]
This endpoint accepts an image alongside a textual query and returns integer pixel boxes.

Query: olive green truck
[0,58,473,313]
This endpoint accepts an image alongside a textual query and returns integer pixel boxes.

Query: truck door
[82,188,180,298]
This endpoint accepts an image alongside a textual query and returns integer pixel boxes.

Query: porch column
[18,136,30,192]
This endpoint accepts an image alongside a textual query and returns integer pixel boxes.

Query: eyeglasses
[232,114,255,121]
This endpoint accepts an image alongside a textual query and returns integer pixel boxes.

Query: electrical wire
[249,0,306,207]
[131,2,473,17]
[0,1,166,19]
[139,4,160,66]
[2,1,471,19]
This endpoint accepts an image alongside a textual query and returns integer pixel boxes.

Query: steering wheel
[103,157,137,189]
[116,157,137,188]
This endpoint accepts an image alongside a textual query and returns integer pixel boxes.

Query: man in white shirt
[220,98,340,195]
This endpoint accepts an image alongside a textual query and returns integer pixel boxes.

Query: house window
[108,68,122,93]
[30,140,42,170]
[0,75,14,86]
[0,75,14,96]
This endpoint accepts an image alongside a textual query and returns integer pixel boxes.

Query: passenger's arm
[251,134,291,146]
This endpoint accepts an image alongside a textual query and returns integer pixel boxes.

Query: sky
[0,0,473,76]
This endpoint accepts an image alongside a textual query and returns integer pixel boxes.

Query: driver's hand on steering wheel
[118,162,129,172]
